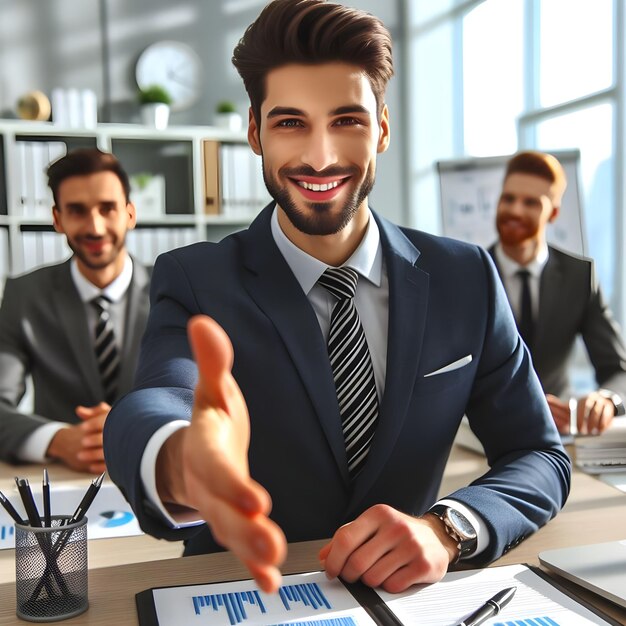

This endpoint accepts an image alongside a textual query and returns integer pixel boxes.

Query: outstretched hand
[156,315,287,592]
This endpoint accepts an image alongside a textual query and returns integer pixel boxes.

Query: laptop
[539,540,626,609]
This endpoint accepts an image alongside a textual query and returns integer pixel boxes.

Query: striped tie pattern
[92,296,120,404]
[318,267,379,478]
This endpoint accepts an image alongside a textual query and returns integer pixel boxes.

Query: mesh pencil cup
[14,515,88,622]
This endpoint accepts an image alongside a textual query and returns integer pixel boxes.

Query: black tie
[318,267,379,478]
[517,269,534,347]
[92,296,120,404]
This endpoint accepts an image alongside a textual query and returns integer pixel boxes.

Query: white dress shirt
[140,209,487,558]
[494,242,549,324]
[16,255,133,462]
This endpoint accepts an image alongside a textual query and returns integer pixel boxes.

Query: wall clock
[135,41,203,111]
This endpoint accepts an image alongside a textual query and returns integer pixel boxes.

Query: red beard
[496,214,538,246]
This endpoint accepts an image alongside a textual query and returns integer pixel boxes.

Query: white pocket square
[424,354,472,378]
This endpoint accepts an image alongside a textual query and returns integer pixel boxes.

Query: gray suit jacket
[0,257,151,462]
[489,244,626,400]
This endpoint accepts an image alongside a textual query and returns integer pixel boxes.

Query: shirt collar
[70,254,134,304]
[270,207,383,295]
[494,241,549,280]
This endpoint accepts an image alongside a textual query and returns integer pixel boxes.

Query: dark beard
[67,236,125,270]
[263,163,375,236]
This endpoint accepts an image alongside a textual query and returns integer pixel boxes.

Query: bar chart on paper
[150,572,377,626]
[0,525,14,542]
[0,482,141,550]
[493,615,561,626]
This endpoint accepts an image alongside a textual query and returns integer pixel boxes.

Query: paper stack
[575,420,626,473]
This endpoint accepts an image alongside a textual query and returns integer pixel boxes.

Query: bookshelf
[0,120,270,291]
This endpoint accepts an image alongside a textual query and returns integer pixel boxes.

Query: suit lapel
[534,247,562,362]
[240,207,351,484]
[348,216,427,510]
[52,261,102,401]
[118,260,151,395]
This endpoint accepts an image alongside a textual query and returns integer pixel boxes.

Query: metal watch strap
[598,389,625,416]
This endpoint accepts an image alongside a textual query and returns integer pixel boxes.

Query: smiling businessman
[104,0,570,596]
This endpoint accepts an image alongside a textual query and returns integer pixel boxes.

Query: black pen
[43,468,51,528]
[0,489,24,524]
[67,471,105,525]
[456,586,516,626]
[15,477,66,598]
[15,477,42,527]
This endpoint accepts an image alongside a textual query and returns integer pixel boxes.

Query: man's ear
[52,206,64,234]
[126,201,137,230]
[248,107,262,156]
[377,104,390,154]
[549,205,560,223]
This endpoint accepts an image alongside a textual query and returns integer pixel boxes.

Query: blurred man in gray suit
[490,150,626,435]
[0,149,150,472]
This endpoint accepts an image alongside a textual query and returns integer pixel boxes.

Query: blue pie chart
[98,510,135,528]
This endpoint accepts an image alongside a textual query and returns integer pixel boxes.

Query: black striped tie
[92,296,120,404]
[318,267,379,478]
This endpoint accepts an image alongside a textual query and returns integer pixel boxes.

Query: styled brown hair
[505,150,567,205]
[232,0,394,125]
[47,148,131,206]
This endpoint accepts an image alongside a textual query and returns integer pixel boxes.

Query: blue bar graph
[192,589,266,624]
[279,583,332,611]
[494,618,560,626]
[0,525,14,541]
[191,582,333,625]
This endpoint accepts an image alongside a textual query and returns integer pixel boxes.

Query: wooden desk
[0,461,181,584]
[0,449,625,625]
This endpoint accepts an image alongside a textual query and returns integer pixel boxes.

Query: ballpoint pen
[15,477,42,527]
[66,471,105,526]
[456,586,517,626]
[0,489,24,524]
[15,478,69,599]
[42,471,105,586]
[43,468,51,528]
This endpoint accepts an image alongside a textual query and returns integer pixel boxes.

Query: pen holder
[15,516,88,622]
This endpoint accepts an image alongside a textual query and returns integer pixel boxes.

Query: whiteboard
[437,150,586,255]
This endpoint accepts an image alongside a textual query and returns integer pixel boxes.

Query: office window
[407,20,456,233]
[534,103,615,299]
[405,0,624,322]
[410,1,457,25]
[539,0,613,108]
[463,0,524,156]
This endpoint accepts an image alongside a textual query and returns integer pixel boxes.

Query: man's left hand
[319,504,456,593]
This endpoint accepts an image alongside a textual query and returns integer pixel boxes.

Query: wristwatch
[427,505,477,563]
[598,389,625,416]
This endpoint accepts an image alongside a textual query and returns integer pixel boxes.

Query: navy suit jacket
[104,205,570,564]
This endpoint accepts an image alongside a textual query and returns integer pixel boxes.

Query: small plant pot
[214,112,242,132]
[141,103,170,130]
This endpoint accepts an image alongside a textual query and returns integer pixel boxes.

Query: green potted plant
[214,100,242,132]
[138,85,172,130]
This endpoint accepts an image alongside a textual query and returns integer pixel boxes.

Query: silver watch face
[447,508,477,540]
